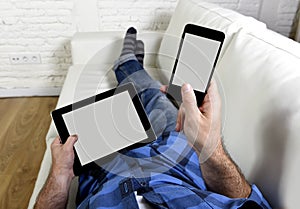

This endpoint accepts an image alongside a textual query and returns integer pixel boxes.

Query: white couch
[28,0,300,208]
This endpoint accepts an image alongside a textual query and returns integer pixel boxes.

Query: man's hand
[51,135,78,178]
[159,85,168,94]
[34,135,78,209]
[176,80,222,163]
[164,80,251,198]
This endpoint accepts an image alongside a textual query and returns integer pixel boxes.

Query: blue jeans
[77,58,182,206]
[114,56,178,137]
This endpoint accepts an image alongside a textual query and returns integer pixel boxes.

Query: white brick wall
[0,0,75,92]
[277,0,300,37]
[0,0,299,95]
[98,0,177,30]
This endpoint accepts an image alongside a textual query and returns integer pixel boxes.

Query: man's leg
[77,29,179,206]
[113,27,178,137]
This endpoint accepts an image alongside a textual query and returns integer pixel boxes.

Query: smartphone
[167,24,225,107]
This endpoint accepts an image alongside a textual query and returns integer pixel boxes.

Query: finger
[159,85,168,93]
[64,135,78,151]
[207,78,219,98]
[51,136,61,146]
[175,106,183,131]
[51,137,61,151]
[199,93,210,113]
[210,77,217,86]
[181,84,199,117]
[207,79,221,108]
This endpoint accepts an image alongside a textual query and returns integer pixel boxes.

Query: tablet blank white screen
[173,33,221,92]
[62,91,147,165]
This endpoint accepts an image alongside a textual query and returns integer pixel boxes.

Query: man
[34,28,271,209]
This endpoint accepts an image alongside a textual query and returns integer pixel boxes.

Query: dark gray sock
[135,40,145,66]
[120,27,137,58]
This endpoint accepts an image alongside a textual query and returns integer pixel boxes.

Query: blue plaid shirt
[76,131,271,209]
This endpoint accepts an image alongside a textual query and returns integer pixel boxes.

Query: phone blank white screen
[62,91,147,165]
[173,33,221,92]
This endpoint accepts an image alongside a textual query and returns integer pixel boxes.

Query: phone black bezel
[167,24,225,107]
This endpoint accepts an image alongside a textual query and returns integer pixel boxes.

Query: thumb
[65,135,78,151]
[181,84,198,112]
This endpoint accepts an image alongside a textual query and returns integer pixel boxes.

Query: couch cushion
[217,29,300,208]
[157,0,266,84]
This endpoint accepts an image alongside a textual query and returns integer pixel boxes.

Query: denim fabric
[114,57,178,137]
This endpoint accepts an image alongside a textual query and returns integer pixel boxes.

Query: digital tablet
[51,82,156,175]
[167,24,225,107]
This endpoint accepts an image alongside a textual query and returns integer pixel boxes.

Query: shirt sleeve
[242,184,272,209]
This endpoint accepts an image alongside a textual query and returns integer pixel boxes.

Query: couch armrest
[71,31,164,67]
[28,137,55,209]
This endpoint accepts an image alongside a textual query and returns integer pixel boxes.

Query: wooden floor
[0,97,58,209]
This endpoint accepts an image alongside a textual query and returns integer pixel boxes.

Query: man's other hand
[159,85,168,93]
[34,135,78,209]
[51,135,78,178]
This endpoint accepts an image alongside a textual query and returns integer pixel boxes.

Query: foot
[135,40,145,66]
[120,27,137,59]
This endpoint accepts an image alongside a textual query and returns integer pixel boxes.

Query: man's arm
[198,138,251,198]
[176,81,251,198]
[34,135,78,209]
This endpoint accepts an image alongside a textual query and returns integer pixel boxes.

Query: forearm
[196,138,251,198]
[34,169,73,209]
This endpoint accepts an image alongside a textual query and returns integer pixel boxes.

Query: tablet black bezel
[167,23,225,107]
[51,82,156,175]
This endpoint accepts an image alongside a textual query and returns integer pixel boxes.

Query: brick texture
[278,0,300,37]
[0,0,75,90]
[0,0,299,92]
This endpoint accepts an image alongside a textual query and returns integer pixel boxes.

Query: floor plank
[0,97,58,209]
